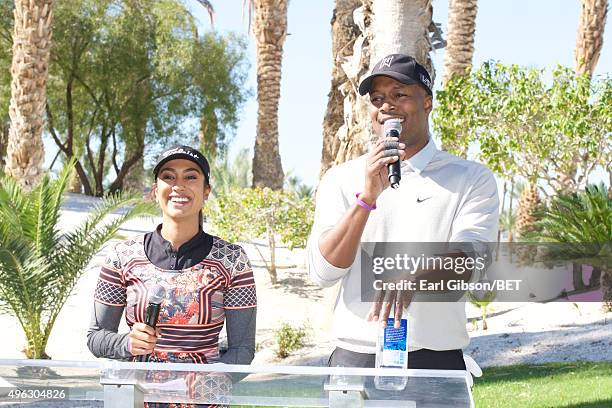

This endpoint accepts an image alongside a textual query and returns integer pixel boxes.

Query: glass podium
[0,359,474,407]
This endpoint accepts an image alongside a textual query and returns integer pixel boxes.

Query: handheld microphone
[137,284,166,362]
[384,119,402,189]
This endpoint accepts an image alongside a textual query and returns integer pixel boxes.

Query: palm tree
[320,0,361,178]
[209,148,252,197]
[0,122,7,171]
[0,160,157,359]
[531,183,611,309]
[442,0,478,83]
[566,0,609,194]
[328,0,442,167]
[285,173,313,199]
[574,0,608,76]
[251,0,287,190]
[441,0,478,157]
[4,0,54,189]
[515,181,541,239]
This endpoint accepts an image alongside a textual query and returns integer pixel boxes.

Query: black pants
[328,347,466,370]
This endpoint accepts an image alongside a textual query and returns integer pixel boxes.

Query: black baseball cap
[358,54,433,96]
[153,145,210,183]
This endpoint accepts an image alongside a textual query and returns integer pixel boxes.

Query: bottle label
[381,318,408,368]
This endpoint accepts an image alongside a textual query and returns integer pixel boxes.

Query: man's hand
[366,250,476,328]
[367,288,413,329]
[128,323,161,356]
[360,137,406,205]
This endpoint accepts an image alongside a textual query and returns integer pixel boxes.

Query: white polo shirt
[307,138,499,354]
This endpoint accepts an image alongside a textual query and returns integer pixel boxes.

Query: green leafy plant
[284,174,314,200]
[209,148,252,197]
[0,160,157,358]
[207,187,314,284]
[468,290,496,330]
[433,63,611,194]
[532,183,610,246]
[529,183,611,308]
[274,322,308,359]
[0,0,249,196]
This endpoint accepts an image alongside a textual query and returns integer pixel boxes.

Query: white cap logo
[420,74,432,89]
[379,55,394,70]
[163,147,200,160]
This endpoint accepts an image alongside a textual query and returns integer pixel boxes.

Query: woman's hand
[127,323,161,356]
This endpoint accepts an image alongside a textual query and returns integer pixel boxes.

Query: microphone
[384,119,402,189]
[137,284,166,362]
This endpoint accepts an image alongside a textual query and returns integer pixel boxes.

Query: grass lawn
[229,362,612,407]
[473,362,612,408]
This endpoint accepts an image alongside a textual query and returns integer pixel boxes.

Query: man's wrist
[357,192,377,208]
[355,193,376,211]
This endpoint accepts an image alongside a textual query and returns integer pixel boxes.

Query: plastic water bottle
[374,318,408,390]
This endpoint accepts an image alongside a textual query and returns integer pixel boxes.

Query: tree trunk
[572,263,585,290]
[574,0,608,76]
[320,0,361,179]
[0,121,8,170]
[123,122,146,193]
[497,181,506,243]
[119,53,150,193]
[496,181,506,260]
[369,0,435,78]
[198,111,218,159]
[508,180,515,243]
[107,139,144,194]
[481,306,487,330]
[443,0,478,84]
[331,0,436,166]
[516,182,540,239]
[251,0,287,190]
[601,268,612,311]
[5,0,54,189]
[267,226,278,284]
[441,0,478,156]
[589,266,601,287]
[123,154,144,192]
[67,168,83,193]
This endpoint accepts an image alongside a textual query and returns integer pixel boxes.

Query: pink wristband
[355,193,376,211]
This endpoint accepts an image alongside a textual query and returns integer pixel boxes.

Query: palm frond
[0,240,53,346]
[194,0,215,26]
[0,160,158,358]
[30,161,72,260]
[530,183,611,261]
[46,196,157,334]
[0,175,29,239]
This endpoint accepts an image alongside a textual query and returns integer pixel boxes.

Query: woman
[87,145,257,407]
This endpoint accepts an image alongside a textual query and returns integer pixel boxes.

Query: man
[307,54,499,369]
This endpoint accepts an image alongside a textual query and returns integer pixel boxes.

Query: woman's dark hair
[198,177,210,228]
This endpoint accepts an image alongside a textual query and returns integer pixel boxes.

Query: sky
[184,0,611,189]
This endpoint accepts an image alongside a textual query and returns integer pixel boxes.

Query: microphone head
[148,284,166,304]
[383,119,402,136]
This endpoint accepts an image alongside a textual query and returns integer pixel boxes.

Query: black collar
[143,224,213,270]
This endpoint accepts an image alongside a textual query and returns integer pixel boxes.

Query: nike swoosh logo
[416,197,432,203]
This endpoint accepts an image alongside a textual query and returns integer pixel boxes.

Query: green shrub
[206,186,314,283]
[274,322,308,359]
